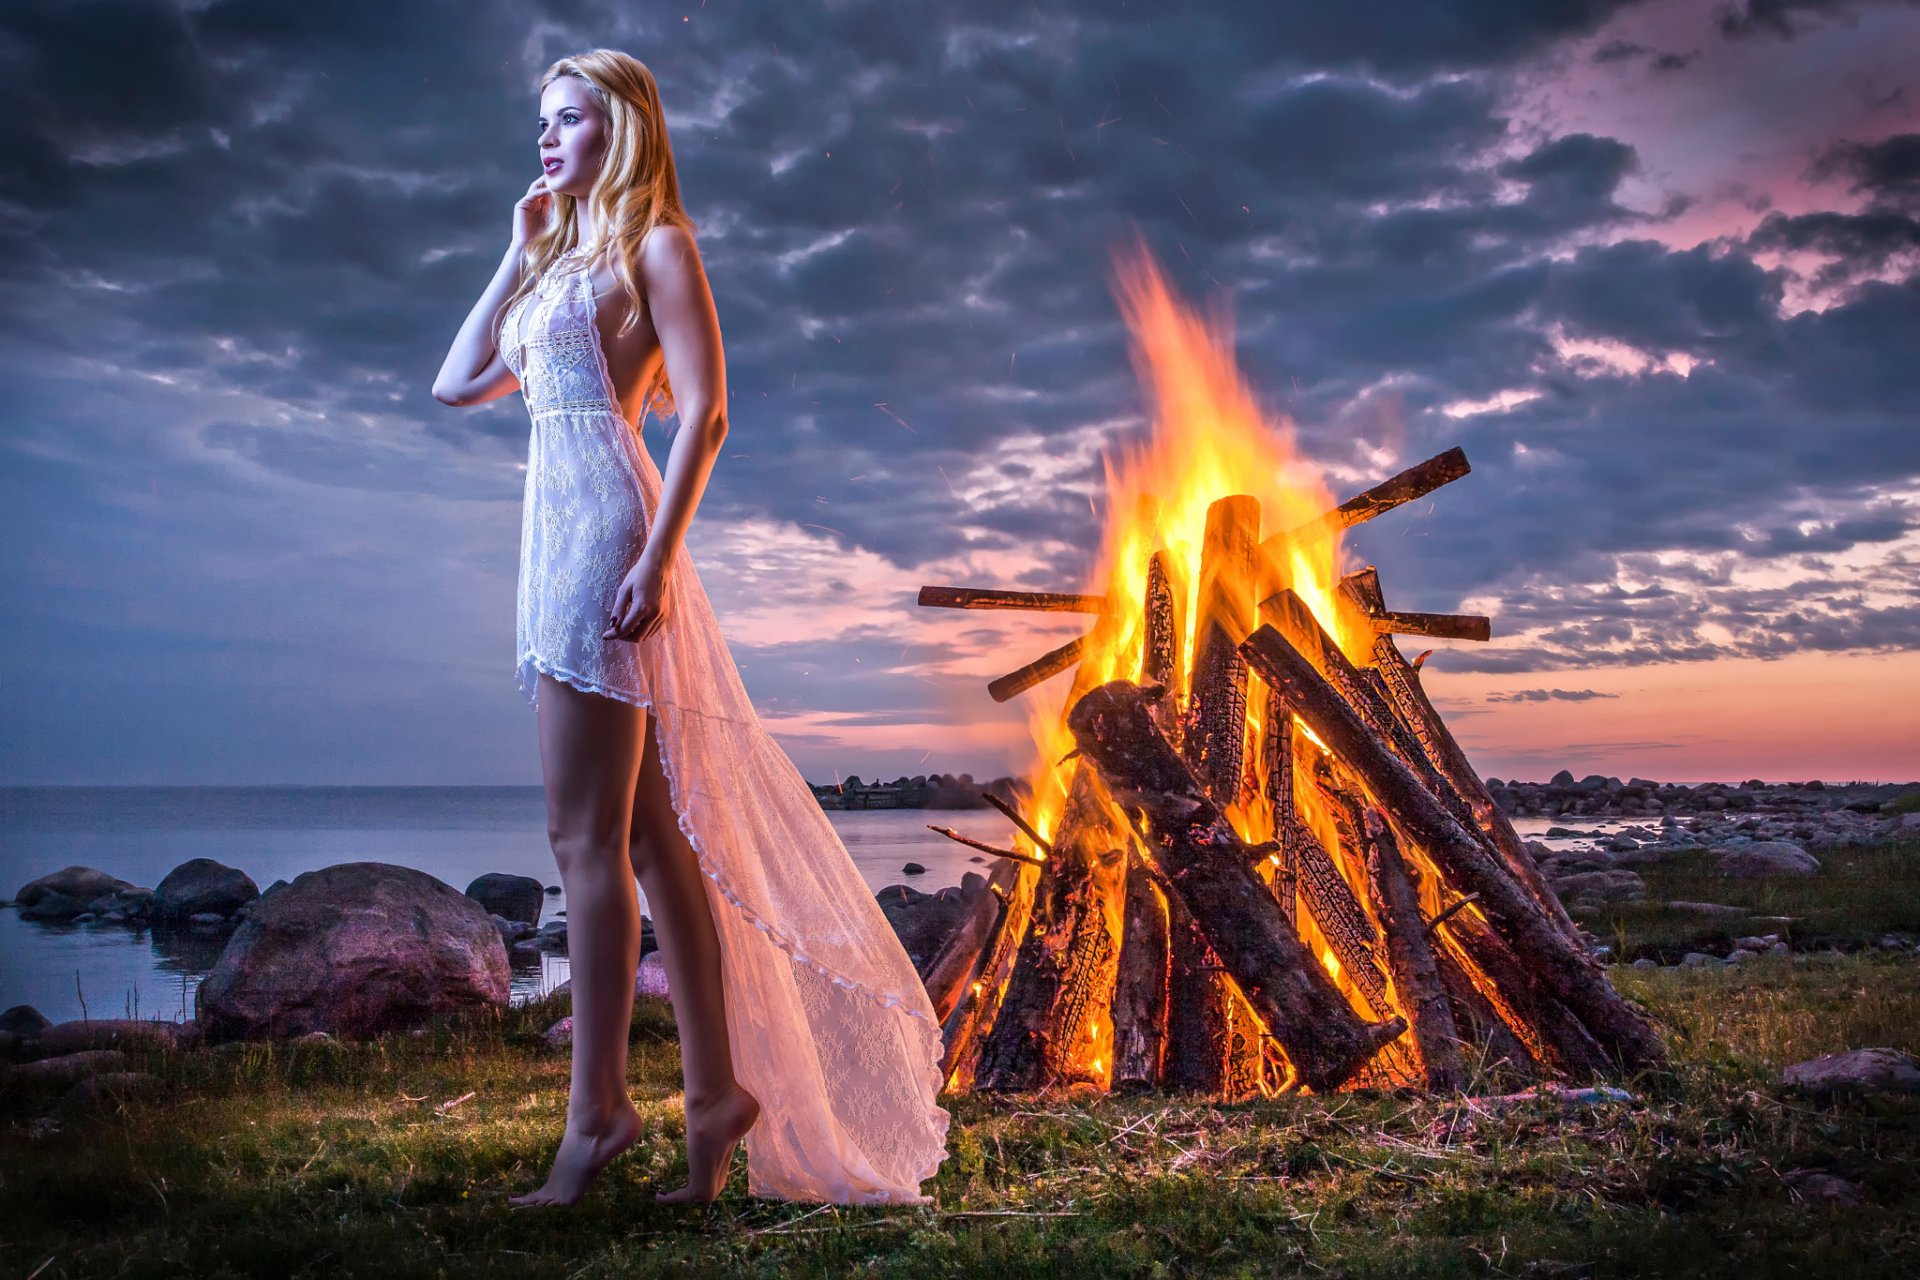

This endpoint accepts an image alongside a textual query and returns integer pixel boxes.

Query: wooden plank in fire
[1341,566,1581,942]
[918,585,1109,613]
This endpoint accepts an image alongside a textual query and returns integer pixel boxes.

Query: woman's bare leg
[508,672,647,1208]
[629,711,760,1203]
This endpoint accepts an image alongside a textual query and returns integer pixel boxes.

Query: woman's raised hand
[511,174,552,248]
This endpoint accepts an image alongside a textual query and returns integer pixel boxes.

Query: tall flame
[1019,232,1366,854]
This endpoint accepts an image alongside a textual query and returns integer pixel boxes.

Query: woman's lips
[543,159,564,173]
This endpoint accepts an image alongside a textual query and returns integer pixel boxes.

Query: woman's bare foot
[655,1084,760,1204]
[508,1103,645,1208]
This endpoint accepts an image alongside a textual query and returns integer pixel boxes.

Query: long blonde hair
[495,49,696,422]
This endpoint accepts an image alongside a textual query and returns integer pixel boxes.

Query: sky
[2,0,1917,787]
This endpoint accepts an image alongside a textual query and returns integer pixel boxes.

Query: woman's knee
[547,816,628,876]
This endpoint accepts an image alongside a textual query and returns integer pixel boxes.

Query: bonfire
[916,238,1665,1097]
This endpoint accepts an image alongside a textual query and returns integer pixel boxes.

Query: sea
[0,786,1620,1027]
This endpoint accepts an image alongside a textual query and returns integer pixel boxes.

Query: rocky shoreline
[4,777,1914,1074]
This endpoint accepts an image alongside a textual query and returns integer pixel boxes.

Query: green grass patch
[1588,838,1920,961]
[3,853,1919,1277]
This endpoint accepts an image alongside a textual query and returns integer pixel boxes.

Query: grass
[3,843,1919,1278]
[1586,839,1920,962]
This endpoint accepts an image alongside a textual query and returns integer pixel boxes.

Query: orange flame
[1020,232,1365,863]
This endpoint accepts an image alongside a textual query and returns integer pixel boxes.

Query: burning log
[922,858,1023,1023]
[918,585,1107,613]
[1262,591,1490,843]
[1340,567,1580,942]
[1433,910,1615,1081]
[1433,944,1540,1081]
[1109,849,1171,1092]
[1142,548,1188,750]
[1260,692,1298,926]
[972,749,1130,1092]
[989,633,1088,704]
[1185,495,1260,799]
[940,855,1041,1088]
[1065,679,1409,1093]
[1239,623,1667,1072]
[926,824,1046,867]
[1357,810,1465,1091]
[1256,447,1470,564]
[1369,611,1491,644]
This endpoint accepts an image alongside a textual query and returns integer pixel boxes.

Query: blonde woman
[433,49,949,1206]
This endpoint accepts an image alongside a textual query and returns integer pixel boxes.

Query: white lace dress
[500,245,951,1204]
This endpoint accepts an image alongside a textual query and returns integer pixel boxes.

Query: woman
[432,49,949,1207]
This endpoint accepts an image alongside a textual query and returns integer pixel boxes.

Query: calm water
[0,787,1018,1025]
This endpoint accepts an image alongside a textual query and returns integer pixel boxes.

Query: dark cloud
[1715,0,1920,40]
[2,0,1917,781]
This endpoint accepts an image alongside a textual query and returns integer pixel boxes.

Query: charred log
[923,858,1023,1023]
[1110,850,1171,1092]
[1065,679,1408,1093]
[1341,570,1580,942]
[918,585,1109,613]
[1184,496,1260,801]
[973,767,1129,1091]
[1358,810,1465,1091]
[1239,623,1667,1072]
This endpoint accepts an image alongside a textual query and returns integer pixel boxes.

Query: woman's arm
[606,224,728,642]
[636,225,729,567]
[431,241,526,407]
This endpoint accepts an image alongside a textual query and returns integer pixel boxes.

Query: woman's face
[537,78,608,201]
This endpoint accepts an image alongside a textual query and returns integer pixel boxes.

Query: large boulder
[14,867,140,920]
[195,862,510,1042]
[34,1019,192,1057]
[464,872,544,926]
[1783,1048,1920,1099]
[1550,869,1646,906]
[875,882,971,975]
[154,858,259,922]
[1714,842,1820,878]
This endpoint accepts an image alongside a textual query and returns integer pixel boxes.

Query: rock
[153,858,259,922]
[902,862,928,875]
[34,1019,190,1057]
[875,883,968,975]
[14,867,139,917]
[464,873,544,926]
[1784,1170,1863,1207]
[72,912,98,923]
[1666,901,1749,918]
[1714,842,1820,878]
[189,912,229,928]
[194,861,510,1042]
[0,1004,52,1037]
[1550,770,1576,787]
[1783,1048,1920,1099]
[1680,952,1720,968]
[56,1071,161,1114]
[509,939,544,960]
[489,913,537,943]
[543,1016,573,1048]
[534,921,568,952]
[1768,942,1791,957]
[635,950,671,999]
[19,890,91,921]
[1548,869,1646,903]
[1632,958,1658,969]
[544,884,562,895]
[4,1049,130,1084]
[1734,936,1771,952]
